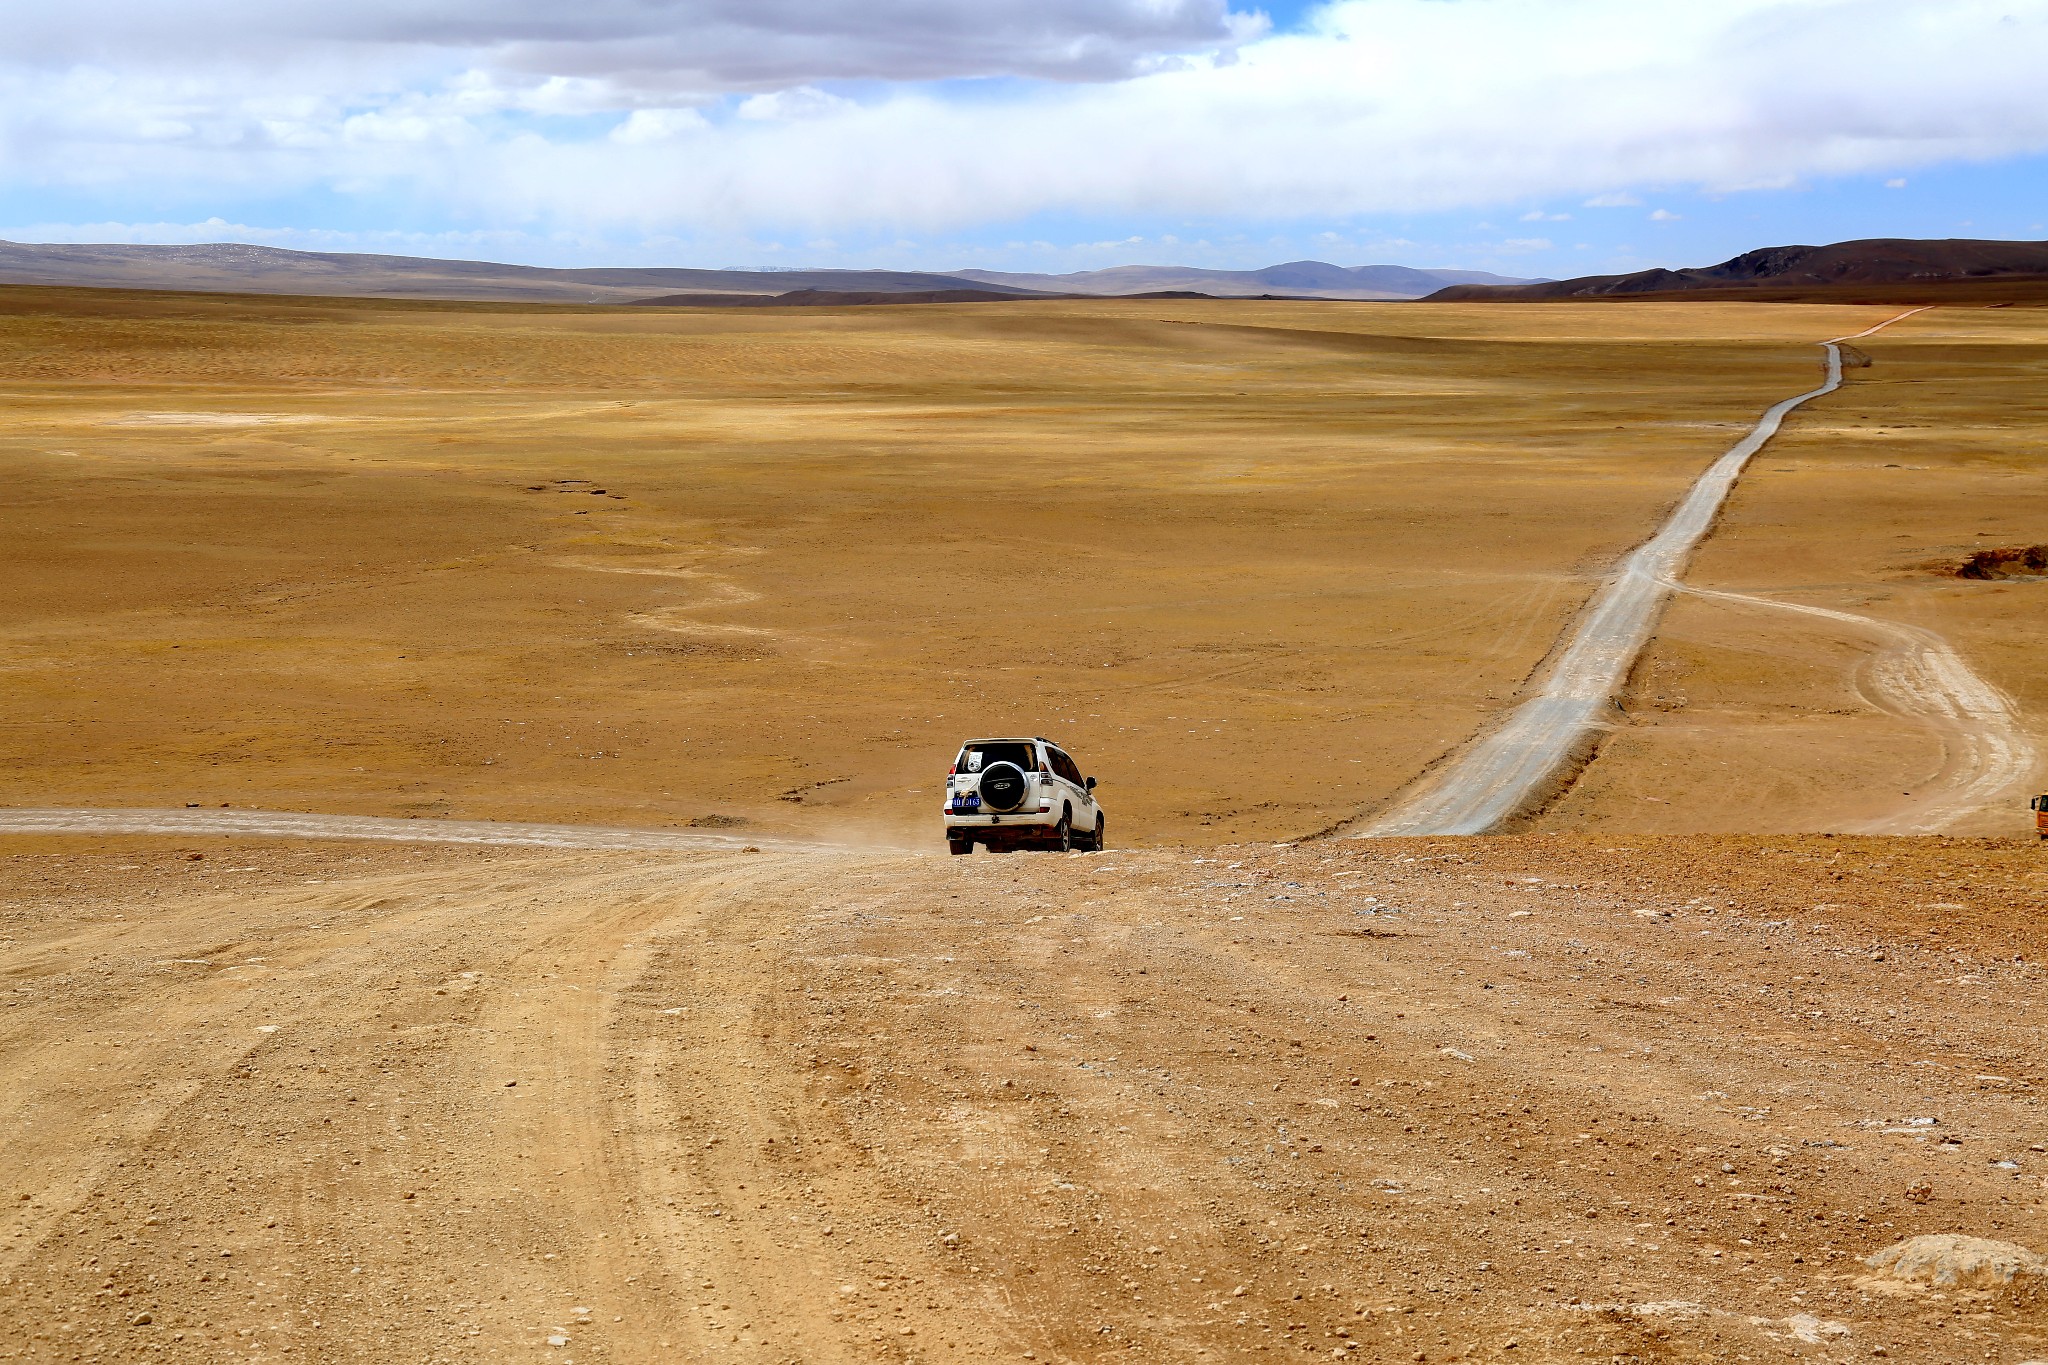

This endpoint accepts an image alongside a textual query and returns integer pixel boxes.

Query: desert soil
[3,834,2046,1363]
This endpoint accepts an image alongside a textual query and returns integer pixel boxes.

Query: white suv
[943,737,1104,855]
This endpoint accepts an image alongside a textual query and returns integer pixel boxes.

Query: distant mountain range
[0,240,1035,304]
[954,260,1539,300]
[1426,237,2048,303]
[0,239,1539,304]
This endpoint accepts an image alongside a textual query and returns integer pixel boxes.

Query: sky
[2,0,2046,279]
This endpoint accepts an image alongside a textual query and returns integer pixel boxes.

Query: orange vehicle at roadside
[2033,795,2048,839]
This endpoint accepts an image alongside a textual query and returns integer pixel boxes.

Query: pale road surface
[0,805,849,852]
[1360,310,1933,837]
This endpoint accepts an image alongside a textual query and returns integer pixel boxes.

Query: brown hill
[1427,237,2048,303]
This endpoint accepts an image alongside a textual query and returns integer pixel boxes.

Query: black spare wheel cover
[978,762,1029,811]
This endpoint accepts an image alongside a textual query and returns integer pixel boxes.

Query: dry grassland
[10,286,2028,844]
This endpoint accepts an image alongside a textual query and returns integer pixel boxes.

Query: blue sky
[3,0,2046,279]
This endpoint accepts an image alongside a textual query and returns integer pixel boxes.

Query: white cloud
[1648,208,1683,222]
[609,108,709,144]
[1,0,2046,240]
[1885,176,1908,188]
[735,86,854,122]
[1520,210,1572,221]
[0,216,587,256]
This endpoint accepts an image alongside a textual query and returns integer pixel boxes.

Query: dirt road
[0,807,834,853]
[1362,312,1931,837]
[1668,586,2038,835]
[4,832,2045,1363]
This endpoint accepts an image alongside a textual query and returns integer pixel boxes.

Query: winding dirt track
[5,835,2047,1364]
[1670,584,2038,834]
[1361,311,1931,837]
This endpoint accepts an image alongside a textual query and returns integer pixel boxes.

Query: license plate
[953,795,981,812]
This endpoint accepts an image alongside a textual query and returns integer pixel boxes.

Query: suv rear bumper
[943,809,1059,830]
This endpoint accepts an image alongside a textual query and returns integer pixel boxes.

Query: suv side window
[1051,749,1082,785]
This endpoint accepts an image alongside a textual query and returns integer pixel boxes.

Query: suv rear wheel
[948,835,972,856]
[1053,813,1072,853]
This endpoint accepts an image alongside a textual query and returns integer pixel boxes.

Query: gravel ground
[2,833,2045,1362]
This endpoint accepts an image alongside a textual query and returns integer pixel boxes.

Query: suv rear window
[959,742,1035,774]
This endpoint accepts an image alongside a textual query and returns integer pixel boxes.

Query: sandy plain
[5,288,2048,1364]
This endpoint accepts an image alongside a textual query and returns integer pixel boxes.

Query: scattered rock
[1956,544,2048,581]
[1864,1233,2046,1288]
[1905,1179,1933,1204]
[1785,1313,1850,1343]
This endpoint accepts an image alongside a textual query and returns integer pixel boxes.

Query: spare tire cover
[978,762,1029,811]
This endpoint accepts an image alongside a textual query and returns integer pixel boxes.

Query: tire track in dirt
[7,840,2048,1360]
[1670,583,2037,833]
[1355,309,1931,837]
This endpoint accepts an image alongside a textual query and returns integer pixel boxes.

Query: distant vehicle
[2033,794,2048,840]
[943,737,1103,855]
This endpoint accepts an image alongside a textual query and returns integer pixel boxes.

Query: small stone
[941,1232,960,1248]
[547,1333,569,1347]
[1905,1180,1934,1204]
[130,1313,152,1326]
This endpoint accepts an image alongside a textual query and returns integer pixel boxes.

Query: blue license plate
[953,795,981,812]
